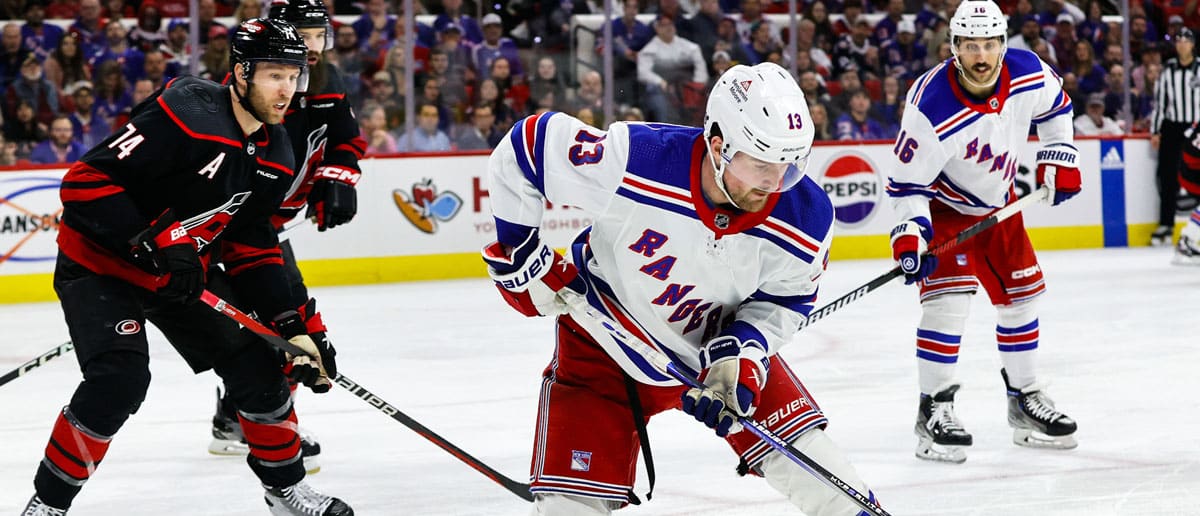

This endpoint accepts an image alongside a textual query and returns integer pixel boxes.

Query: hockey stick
[797,186,1051,330]
[0,341,74,388]
[198,290,535,502]
[558,292,889,516]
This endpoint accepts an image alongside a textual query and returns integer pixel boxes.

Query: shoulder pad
[159,76,241,145]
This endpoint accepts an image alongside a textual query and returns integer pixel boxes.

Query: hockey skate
[1002,369,1078,449]
[264,480,353,516]
[1171,235,1200,265]
[1150,225,1173,247]
[914,384,973,463]
[209,388,323,474]
[22,495,67,515]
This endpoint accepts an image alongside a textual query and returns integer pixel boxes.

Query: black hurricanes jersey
[58,75,301,317]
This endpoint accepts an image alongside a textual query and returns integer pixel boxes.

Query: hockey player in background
[886,0,1079,464]
[482,62,879,515]
[22,20,352,516]
[207,0,367,475]
[1172,121,1200,265]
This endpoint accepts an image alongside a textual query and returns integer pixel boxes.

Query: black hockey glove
[309,166,360,232]
[130,209,205,305]
[272,298,338,393]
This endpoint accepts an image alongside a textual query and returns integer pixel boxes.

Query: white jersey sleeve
[886,85,950,223]
[1029,59,1075,148]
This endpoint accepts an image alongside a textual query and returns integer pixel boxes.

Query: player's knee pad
[530,493,616,516]
[68,351,151,435]
[919,292,971,334]
[761,428,873,516]
[996,297,1038,328]
[213,340,291,415]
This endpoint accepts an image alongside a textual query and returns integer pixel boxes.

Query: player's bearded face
[723,152,789,212]
[247,62,301,124]
[299,28,326,65]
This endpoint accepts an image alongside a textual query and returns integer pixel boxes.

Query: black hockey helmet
[269,0,333,50]
[230,18,308,119]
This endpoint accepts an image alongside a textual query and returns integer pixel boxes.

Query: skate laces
[278,481,333,516]
[1021,390,1063,423]
[931,400,965,432]
[23,497,66,516]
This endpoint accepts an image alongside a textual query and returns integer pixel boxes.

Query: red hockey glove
[310,165,360,231]
[681,336,769,437]
[1035,144,1081,206]
[130,209,205,305]
[890,216,938,285]
[482,232,584,318]
[272,298,338,393]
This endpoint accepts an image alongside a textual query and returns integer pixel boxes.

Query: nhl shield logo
[988,98,999,110]
[714,213,730,229]
[570,450,592,472]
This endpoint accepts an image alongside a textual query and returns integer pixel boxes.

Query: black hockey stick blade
[198,290,534,502]
[798,186,1050,330]
[0,341,74,387]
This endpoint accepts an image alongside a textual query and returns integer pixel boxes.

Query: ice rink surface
[1,247,1197,515]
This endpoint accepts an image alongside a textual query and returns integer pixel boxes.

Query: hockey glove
[130,209,205,305]
[482,231,584,318]
[681,336,769,437]
[890,216,937,285]
[310,165,360,231]
[272,298,338,393]
[1035,144,1081,206]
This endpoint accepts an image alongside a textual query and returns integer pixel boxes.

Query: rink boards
[0,137,1159,303]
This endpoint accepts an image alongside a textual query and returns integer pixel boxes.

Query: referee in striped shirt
[1151,27,1200,246]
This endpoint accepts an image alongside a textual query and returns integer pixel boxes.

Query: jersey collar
[947,63,1011,114]
[688,134,780,238]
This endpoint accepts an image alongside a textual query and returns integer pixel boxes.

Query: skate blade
[1170,253,1200,266]
[1013,428,1078,449]
[915,437,967,463]
[208,438,250,456]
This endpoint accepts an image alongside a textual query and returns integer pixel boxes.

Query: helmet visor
[724,151,808,193]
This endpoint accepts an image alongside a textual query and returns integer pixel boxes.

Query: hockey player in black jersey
[23,19,353,516]
[207,0,368,472]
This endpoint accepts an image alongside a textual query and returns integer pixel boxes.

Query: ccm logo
[170,227,188,241]
[315,166,361,186]
[1011,264,1041,279]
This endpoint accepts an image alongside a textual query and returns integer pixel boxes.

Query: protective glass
[724,151,808,193]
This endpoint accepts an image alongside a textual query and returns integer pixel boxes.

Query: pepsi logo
[818,152,881,227]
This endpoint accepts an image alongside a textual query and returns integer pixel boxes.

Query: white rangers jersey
[887,49,1075,221]
[488,112,834,385]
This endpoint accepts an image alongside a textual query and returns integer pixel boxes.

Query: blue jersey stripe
[938,112,984,141]
[509,119,540,193]
[744,226,816,263]
[615,186,697,220]
[532,112,554,185]
[748,288,818,317]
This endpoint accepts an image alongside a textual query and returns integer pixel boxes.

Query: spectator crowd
[0,0,1195,163]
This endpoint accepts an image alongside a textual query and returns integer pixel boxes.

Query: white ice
[1,247,1197,515]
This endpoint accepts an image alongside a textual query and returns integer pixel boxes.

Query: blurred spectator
[395,102,451,152]
[575,106,596,126]
[1069,40,1106,94]
[523,0,574,52]
[1050,14,1078,72]
[68,0,104,56]
[474,13,523,80]
[92,60,130,130]
[102,0,134,21]
[1039,0,1083,40]
[1077,0,1108,52]
[808,102,833,141]
[127,3,166,52]
[43,33,89,91]
[833,18,878,79]
[417,77,453,133]
[487,56,526,114]
[46,0,82,19]
[378,44,410,97]
[928,40,951,68]
[368,70,404,127]
[831,68,863,119]
[6,56,59,126]
[743,19,780,65]
[476,77,515,133]
[833,0,866,38]
[710,49,734,80]
[21,0,64,62]
[433,0,483,45]
[619,105,645,122]
[914,0,945,38]
[1009,14,1056,65]
[836,90,888,140]
[91,20,144,84]
[354,0,397,55]
[923,14,950,59]
[455,103,502,150]
[3,100,46,160]
[142,49,171,90]
[328,24,366,105]
[130,77,154,104]
[1129,14,1157,57]
[30,116,85,164]
[1032,38,1059,73]
[156,0,189,17]
[873,0,905,45]
[568,69,604,125]
[1074,93,1122,135]
[638,14,708,124]
[0,0,22,19]
[529,56,567,113]
[603,0,652,107]
[651,0,686,23]
[877,75,905,130]
[798,70,834,113]
[882,19,926,80]
[65,80,109,148]
[0,133,16,165]
[795,20,833,78]
[807,1,837,56]
[1,23,32,92]
[430,27,471,109]
[1100,42,1123,70]
[195,0,223,46]
[199,25,230,80]
[234,0,263,23]
[714,16,751,65]
[161,20,190,71]
[681,0,724,62]
[1101,64,1144,125]
[1131,61,1161,132]
[359,102,396,154]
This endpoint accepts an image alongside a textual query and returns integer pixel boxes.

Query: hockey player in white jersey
[887,0,1079,463]
[482,62,879,515]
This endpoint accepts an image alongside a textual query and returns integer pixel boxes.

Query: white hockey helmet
[703,62,813,204]
[949,0,1008,77]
